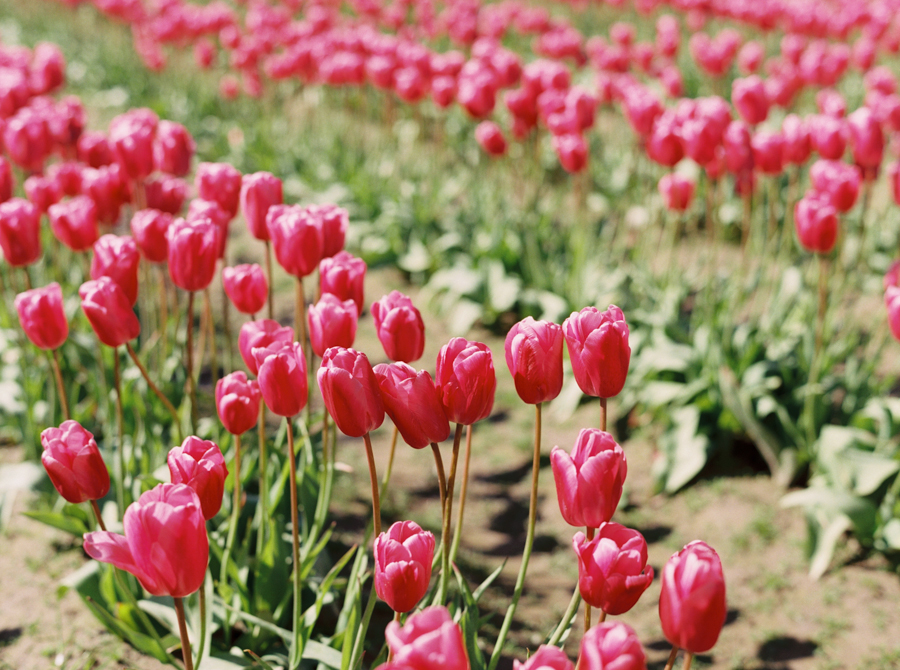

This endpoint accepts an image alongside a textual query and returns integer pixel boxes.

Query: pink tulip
[153,120,194,177]
[372,291,426,363]
[79,277,140,348]
[49,196,99,252]
[319,251,366,316]
[16,282,68,350]
[267,205,323,278]
[0,198,42,267]
[40,420,110,504]
[809,159,860,213]
[435,338,496,426]
[90,234,140,306]
[504,317,563,405]
[310,204,349,258]
[514,646,573,670]
[475,121,507,156]
[216,371,261,435]
[308,293,357,358]
[576,622,646,670]
[795,192,838,254]
[374,520,436,613]
[144,175,187,215]
[782,114,811,165]
[385,606,468,670]
[253,340,308,418]
[846,107,884,174]
[572,524,654,615]
[317,347,385,437]
[240,171,282,241]
[751,131,785,175]
[196,162,242,218]
[223,264,268,315]
[108,109,157,183]
[238,319,294,376]
[130,209,173,263]
[374,362,451,449]
[167,437,228,520]
[166,216,219,292]
[658,174,695,212]
[562,306,631,399]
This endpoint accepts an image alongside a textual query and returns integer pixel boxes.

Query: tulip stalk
[50,349,70,420]
[437,423,464,603]
[295,277,308,369]
[489,403,543,670]
[450,423,473,564]
[583,525,595,633]
[362,431,382,537]
[256,400,268,554]
[204,288,218,389]
[265,241,274,320]
[803,255,829,446]
[173,596,195,670]
[219,433,242,620]
[379,425,400,501]
[547,586,582,647]
[156,266,168,369]
[430,442,447,512]
[89,499,107,531]
[286,419,303,669]
[113,346,126,517]
[186,291,198,433]
[125,342,183,442]
[663,646,679,670]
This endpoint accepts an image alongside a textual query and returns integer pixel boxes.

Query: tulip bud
[550,429,626,528]
[732,76,770,125]
[504,317,563,405]
[144,175,187,215]
[514,646,573,670]
[659,541,727,654]
[84,483,208,597]
[563,306,631,399]
[572,524,654,615]
[374,362,451,448]
[809,114,847,160]
[658,174,695,212]
[553,133,588,173]
[475,121,507,156]
[40,420,110,503]
[846,107,884,173]
[311,203,349,258]
[167,437,228,520]
[77,130,114,168]
[435,338,496,426]
[0,197,42,266]
[723,120,753,174]
[109,109,157,183]
[91,234,140,306]
[130,208,173,264]
[196,162,242,218]
[374,520,436,612]
[267,205,323,278]
[187,198,230,259]
[49,196,99,252]
[782,114,811,165]
[166,216,219,292]
[576,622,646,670]
[809,159,860,213]
[216,371,261,436]
[308,293,358,358]
[223,263,268,315]
[318,347,385,437]
[153,120,194,177]
[372,291,426,363]
[240,171,282,241]
[319,251,366,315]
[751,130,785,175]
[79,277,141,347]
[238,319,294,376]
[15,282,68,350]
[253,340,308,418]
[794,192,838,254]
[385,606,468,670]
[24,175,61,214]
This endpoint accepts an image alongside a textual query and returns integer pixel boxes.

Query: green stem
[265,241,274,321]
[583,526,595,634]
[256,401,268,556]
[547,586,581,647]
[220,434,242,620]
[113,346,125,519]
[186,291,198,434]
[362,432,382,538]
[287,419,303,670]
[437,424,464,603]
[50,348,70,421]
[204,288,218,391]
[803,255,829,447]
[488,404,543,670]
[449,424,473,565]
[379,424,399,503]
[430,442,447,514]
[89,499,106,531]
[125,342,183,443]
[348,582,378,670]
[174,596,194,670]
[196,575,208,670]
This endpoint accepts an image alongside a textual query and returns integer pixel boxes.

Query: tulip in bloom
[319,251,366,315]
[238,319,294,375]
[196,162,242,218]
[886,287,900,342]
[808,114,847,160]
[253,340,308,418]
[166,216,219,292]
[809,160,860,213]
[223,264,268,315]
[108,109,157,182]
[90,235,140,306]
[475,121,507,156]
[846,107,884,174]
[732,76,770,125]
[167,437,228,520]
[374,363,451,448]
[130,209,173,263]
[311,203,349,258]
[40,420,110,504]
[24,175,62,214]
[144,175,187,215]
[782,114,811,165]
[240,171,282,241]
[374,520,436,613]
[550,429,626,528]
[216,371,261,435]
[504,317,563,405]
[572,524,654,615]
[0,198,42,266]
[308,293,358,357]
[563,306,631,399]
[385,606,468,670]
[513,646,573,670]
[153,120,194,177]
[79,277,141,348]
[435,338,496,426]
[794,192,838,255]
[49,196,99,252]
[659,540,727,654]
[658,174,695,213]
[267,205,323,278]
[372,291,426,363]
[84,483,208,597]
[751,131,785,175]
[15,283,68,350]
[318,347,385,437]
[553,133,588,173]
[576,622,646,670]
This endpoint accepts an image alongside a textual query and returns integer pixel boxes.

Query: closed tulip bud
[267,205,323,278]
[311,203,348,258]
[659,541,727,654]
[223,263,268,315]
[658,174,695,212]
[809,159,860,213]
[319,251,366,315]
[551,429,626,528]
[794,192,838,254]
[196,162,242,218]
[553,133,588,173]
[153,120,194,177]
[435,338,496,426]
[40,420,109,503]
[24,174,61,214]
[372,291,426,363]
[166,216,219,292]
[90,234,140,306]
[167,437,227,520]
[816,89,846,118]
[49,196,99,252]
[732,76,769,125]
[318,347,385,437]
[374,520,436,613]
[737,41,764,74]
[782,114,811,165]
[216,371,261,435]
[751,130,785,175]
[514,646,573,670]
[144,175,187,215]
[79,277,141,347]
[81,164,126,226]
[846,107,884,172]
[238,319,294,376]
[130,208,173,263]
[0,198,41,266]
[253,340,308,418]
[84,483,208,597]
[4,108,51,173]
[308,293,357,357]
[576,622,646,670]
[374,362,450,448]
[77,130,114,168]
[809,114,847,160]
[563,306,631,399]
[385,606,468,670]
[475,121,507,156]
[187,198,230,259]
[240,171,282,241]
[504,317,563,405]
[109,109,157,182]
[723,120,753,174]
[16,283,68,350]
[573,524,654,615]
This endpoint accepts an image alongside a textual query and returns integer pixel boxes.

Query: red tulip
[130,208,173,264]
[253,340,308,418]
[223,263,268,315]
[435,338,496,426]
[15,282,68,350]
[809,114,847,160]
[659,541,727,654]
[195,162,242,218]
[782,114,811,165]
[187,198,230,259]
[514,646,573,670]
[267,205,323,278]
[166,216,219,292]
[563,306,631,399]
[372,291,426,363]
[550,429,626,528]
[794,192,838,254]
[0,198,41,266]
[144,175,187,215]
[310,203,348,258]
[238,319,294,376]
[319,251,366,316]
[308,293,357,358]
[809,159,860,213]
[572,524,654,615]
[108,108,157,183]
[167,437,228,520]
[475,121,507,156]
[504,317,563,405]
[153,120,194,177]
[79,277,140,347]
[216,371,261,436]
[553,133,588,173]
[84,483,208,597]
[77,130,114,168]
[751,130,785,175]
[374,520,436,613]
[658,174,695,212]
[0,156,12,203]
[385,606,468,670]
[24,175,61,214]
[240,171,282,241]
[374,362,451,448]
[846,107,884,173]
[732,76,769,125]
[723,120,753,174]
[40,420,110,504]
[91,234,140,306]
[317,347,385,438]
[49,196,99,252]
[576,622,646,670]
[81,164,126,226]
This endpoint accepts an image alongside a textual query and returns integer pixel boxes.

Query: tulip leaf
[471,560,506,604]
[302,640,343,669]
[23,508,90,537]
[655,406,710,494]
[244,649,277,670]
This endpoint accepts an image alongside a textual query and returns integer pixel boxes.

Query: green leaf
[656,406,710,494]
[471,560,505,604]
[303,640,343,669]
[23,509,90,537]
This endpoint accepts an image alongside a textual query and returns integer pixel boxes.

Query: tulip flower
[223,263,268,315]
[504,317,563,405]
[90,234,140,306]
[732,76,769,125]
[658,174,695,212]
[77,130,114,168]
[79,277,140,348]
[187,199,230,258]
[795,192,838,254]
[319,251,366,315]
[130,208,173,263]
[318,347,384,438]
[374,520,436,613]
[0,198,42,267]
[751,131,785,176]
[659,541,727,654]
[374,363,451,449]
[166,216,219,292]
[308,293,357,357]
[550,429,626,528]
[576,622,646,670]
[513,646,573,670]
[0,157,12,203]
[238,319,294,375]
[83,483,208,598]
[40,420,109,504]
[16,283,68,351]
[809,160,860,213]
[167,437,228,520]
[253,340,308,418]
[475,121,507,156]
[846,107,884,174]
[809,114,847,160]
[573,524,654,615]
[372,291,426,363]
[563,306,631,400]
[153,120,194,177]
[782,114,811,165]
[385,606,468,670]
[435,338,496,426]
[108,108,157,183]
[24,175,62,214]
[267,205,323,278]
[196,162,242,218]
[216,371,261,435]
[311,203,349,258]
[240,171,282,241]
[144,175,187,215]
[49,196,99,252]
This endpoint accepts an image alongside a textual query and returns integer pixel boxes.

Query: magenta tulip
[563,306,631,399]
[317,347,384,438]
[167,437,228,520]
[40,420,110,504]
[15,282,68,350]
[504,317,563,404]
[435,338,496,426]
[374,520,436,613]
[573,524,654,615]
